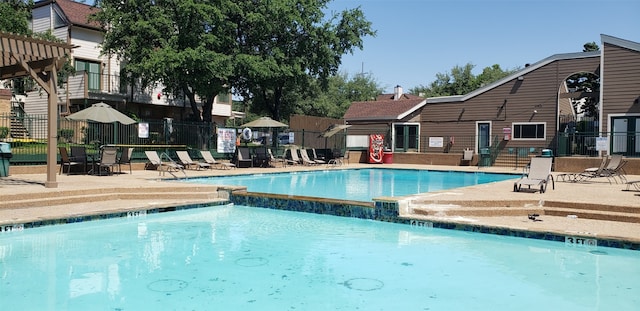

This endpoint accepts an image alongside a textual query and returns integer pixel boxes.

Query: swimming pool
[182,168,516,201]
[1,205,637,310]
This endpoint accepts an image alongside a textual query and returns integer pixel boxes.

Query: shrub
[0,127,8,139]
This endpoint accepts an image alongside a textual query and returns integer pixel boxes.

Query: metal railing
[1,112,637,166]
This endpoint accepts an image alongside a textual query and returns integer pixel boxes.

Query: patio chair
[235,147,253,168]
[144,150,185,176]
[200,150,236,170]
[118,147,134,174]
[95,146,118,176]
[58,147,82,175]
[514,157,555,193]
[70,146,88,173]
[176,151,211,170]
[298,148,318,165]
[327,149,345,166]
[557,156,608,182]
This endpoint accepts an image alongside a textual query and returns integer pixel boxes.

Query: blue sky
[325,0,640,93]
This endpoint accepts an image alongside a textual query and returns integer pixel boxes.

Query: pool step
[0,186,221,209]
[410,200,640,224]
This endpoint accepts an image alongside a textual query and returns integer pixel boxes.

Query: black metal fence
[1,113,636,165]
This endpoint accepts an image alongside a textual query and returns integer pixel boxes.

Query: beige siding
[30,6,51,33]
[601,43,640,132]
[421,56,600,153]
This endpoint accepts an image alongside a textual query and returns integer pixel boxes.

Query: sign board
[429,137,444,148]
[595,137,608,151]
[138,122,149,139]
[217,128,236,153]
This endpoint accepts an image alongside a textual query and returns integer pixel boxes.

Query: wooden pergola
[0,32,73,188]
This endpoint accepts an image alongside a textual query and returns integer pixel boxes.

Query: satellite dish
[242,127,252,140]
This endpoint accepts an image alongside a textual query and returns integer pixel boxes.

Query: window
[513,122,546,140]
[75,60,101,91]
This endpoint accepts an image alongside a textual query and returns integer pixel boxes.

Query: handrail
[159,151,187,179]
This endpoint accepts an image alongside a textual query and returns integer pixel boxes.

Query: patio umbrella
[241,116,288,128]
[67,102,136,125]
[321,124,351,138]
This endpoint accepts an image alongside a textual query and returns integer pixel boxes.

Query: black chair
[59,147,81,175]
[234,147,253,168]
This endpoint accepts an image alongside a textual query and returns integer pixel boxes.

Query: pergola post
[45,66,58,188]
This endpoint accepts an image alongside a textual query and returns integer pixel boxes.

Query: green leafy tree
[228,0,375,121]
[295,72,381,118]
[566,72,600,118]
[95,0,235,123]
[583,41,599,52]
[0,0,32,35]
[411,63,517,97]
[95,0,374,124]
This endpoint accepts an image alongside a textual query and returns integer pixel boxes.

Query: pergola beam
[0,32,73,188]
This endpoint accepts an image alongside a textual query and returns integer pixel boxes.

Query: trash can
[382,150,393,164]
[541,149,553,157]
[479,148,491,167]
[0,142,12,177]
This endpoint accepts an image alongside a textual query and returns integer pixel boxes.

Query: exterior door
[611,116,640,156]
[476,122,491,152]
[393,124,419,152]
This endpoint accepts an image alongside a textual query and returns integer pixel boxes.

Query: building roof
[344,96,426,122]
[426,51,601,104]
[35,0,101,31]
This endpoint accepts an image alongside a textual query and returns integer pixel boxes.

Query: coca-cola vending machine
[368,134,384,164]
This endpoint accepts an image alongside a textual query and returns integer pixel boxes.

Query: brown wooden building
[343,34,640,171]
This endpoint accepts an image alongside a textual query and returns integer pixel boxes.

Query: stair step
[544,207,640,223]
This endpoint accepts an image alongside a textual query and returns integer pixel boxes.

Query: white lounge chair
[200,150,236,170]
[176,151,211,170]
[298,148,318,165]
[144,150,185,176]
[514,157,555,193]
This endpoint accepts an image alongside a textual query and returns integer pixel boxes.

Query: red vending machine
[368,134,384,164]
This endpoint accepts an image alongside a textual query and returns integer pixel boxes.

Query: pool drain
[235,257,269,267]
[148,279,188,292]
[342,278,384,291]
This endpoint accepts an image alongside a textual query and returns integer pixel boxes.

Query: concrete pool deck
[0,163,638,246]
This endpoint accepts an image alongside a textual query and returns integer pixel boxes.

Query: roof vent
[393,85,403,100]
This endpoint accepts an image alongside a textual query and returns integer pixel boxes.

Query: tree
[94,0,374,124]
[95,0,235,123]
[583,41,599,52]
[410,63,517,97]
[295,72,381,118]
[228,0,375,121]
[0,0,32,35]
[566,72,599,118]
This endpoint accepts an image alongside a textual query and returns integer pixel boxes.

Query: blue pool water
[1,205,637,310]
[182,168,516,201]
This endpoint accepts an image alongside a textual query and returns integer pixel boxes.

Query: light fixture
[517,76,524,81]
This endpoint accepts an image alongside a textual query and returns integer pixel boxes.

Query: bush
[58,128,74,142]
[0,127,8,139]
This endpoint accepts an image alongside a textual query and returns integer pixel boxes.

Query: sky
[325,0,640,93]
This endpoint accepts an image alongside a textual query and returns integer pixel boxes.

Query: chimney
[394,85,403,100]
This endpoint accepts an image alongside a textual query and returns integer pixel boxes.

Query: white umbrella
[321,124,351,138]
[241,117,288,128]
[67,102,136,125]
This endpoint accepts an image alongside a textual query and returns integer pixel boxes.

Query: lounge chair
[144,150,185,176]
[298,148,318,165]
[200,150,236,169]
[268,148,294,167]
[118,147,134,174]
[95,146,119,176]
[59,147,82,175]
[579,154,625,184]
[177,151,211,170]
[235,147,253,168]
[514,157,555,193]
[327,149,345,166]
[310,148,326,164]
